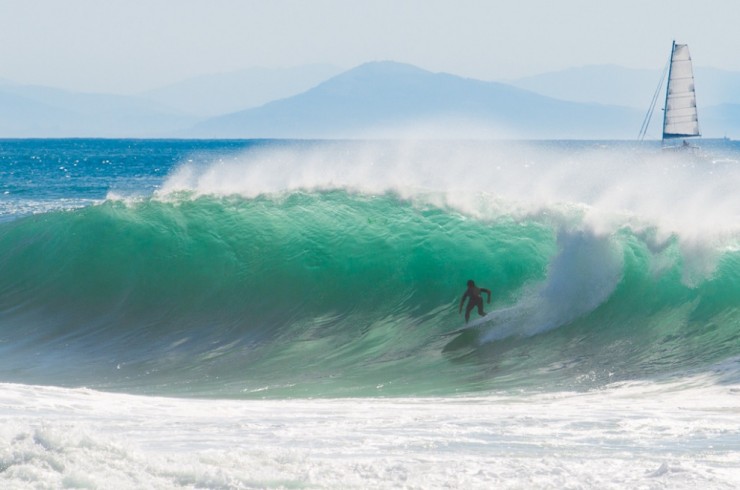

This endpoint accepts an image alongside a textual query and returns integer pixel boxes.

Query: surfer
[459,280,491,323]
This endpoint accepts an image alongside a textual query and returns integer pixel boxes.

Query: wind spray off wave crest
[158,141,739,229]
[157,140,739,282]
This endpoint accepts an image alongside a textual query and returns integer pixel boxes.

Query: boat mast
[661,40,676,144]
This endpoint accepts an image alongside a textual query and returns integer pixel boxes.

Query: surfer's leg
[477,300,486,317]
[465,303,474,323]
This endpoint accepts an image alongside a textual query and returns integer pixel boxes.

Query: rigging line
[638,59,670,141]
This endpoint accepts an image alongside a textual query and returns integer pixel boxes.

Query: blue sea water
[0,138,739,488]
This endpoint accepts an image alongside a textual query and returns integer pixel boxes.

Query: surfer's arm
[458,292,469,313]
[481,288,492,303]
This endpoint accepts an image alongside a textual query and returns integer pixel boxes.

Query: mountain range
[189,62,638,139]
[141,64,342,118]
[1,62,738,139]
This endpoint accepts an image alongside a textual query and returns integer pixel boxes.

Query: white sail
[662,42,700,139]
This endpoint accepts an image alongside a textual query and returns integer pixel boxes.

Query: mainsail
[662,42,700,140]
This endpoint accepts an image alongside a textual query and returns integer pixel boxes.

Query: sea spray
[479,227,624,341]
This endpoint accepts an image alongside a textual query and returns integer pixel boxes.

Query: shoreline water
[2,375,739,488]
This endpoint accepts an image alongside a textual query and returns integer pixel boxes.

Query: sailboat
[638,41,701,148]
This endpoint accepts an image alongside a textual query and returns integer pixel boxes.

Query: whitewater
[0,139,738,488]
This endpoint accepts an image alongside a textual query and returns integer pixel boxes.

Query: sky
[1,0,739,94]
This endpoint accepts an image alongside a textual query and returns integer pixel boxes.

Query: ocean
[0,138,738,488]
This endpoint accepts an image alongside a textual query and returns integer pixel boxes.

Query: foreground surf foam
[2,375,739,489]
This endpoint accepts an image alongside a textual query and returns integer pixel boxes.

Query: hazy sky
[1,0,738,94]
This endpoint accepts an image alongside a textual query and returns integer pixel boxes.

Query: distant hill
[0,89,75,136]
[0,82,198,137]
[508,64,740,138]
[509,65,740,108]
[510,65,660,109]
[2,62,738,139]
[702,104,740,138]
[696,68,740,107]
[141,64,343,117]
[190,61,641,139]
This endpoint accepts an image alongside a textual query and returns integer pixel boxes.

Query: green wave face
[0,190,738,398]
[0,134,740,397]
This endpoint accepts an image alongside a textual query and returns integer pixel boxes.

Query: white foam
[1,378,738,489]
[157,141,738,259]
[476,228,623,342]
[0,198,99,220]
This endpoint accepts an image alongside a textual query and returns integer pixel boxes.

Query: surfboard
[439,326,472,337]
[440,311,497,336]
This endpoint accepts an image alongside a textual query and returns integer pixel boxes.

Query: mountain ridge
[190,61,640,139]
[140,64,343,117]
[2,62,738,139]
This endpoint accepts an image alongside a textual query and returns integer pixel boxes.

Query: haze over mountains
[510,65,740,108]
[1,62,738,139]
[142,64,342,117]
[190,62,637,139]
